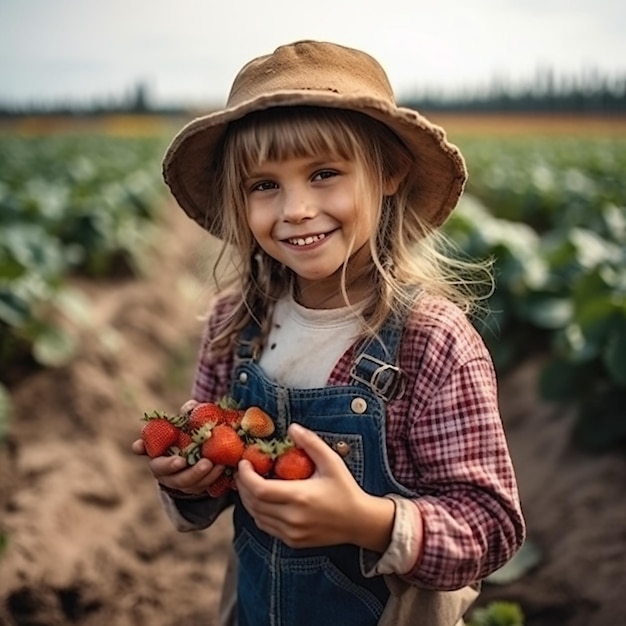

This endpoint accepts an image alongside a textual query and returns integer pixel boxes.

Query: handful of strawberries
[140,397,315,496]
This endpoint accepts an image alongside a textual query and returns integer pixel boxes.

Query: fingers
[144,454,224,495]
[286,423,340,471]
[180,398,199,415]
[236,460,291,505]
[131,439,146,455]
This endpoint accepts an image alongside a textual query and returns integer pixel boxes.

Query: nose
[281,185,315,223]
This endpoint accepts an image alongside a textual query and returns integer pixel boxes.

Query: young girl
[133,40,525,626]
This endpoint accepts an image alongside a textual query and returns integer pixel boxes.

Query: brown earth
[0,204,625,626]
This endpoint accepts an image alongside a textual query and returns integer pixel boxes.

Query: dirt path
[0,205,624,626]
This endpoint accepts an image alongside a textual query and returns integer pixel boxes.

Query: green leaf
[575,295,619,351]
[554,324,600,363]
[517,294,572,329]
[0,289,31,327]
[469,601,525,626]
[32,327,77,367]
[603,317,626,386]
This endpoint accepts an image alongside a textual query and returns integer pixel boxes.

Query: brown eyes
[247,169,340,193]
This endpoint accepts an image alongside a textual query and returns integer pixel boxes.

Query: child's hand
[235,423,395,552]
[131,437,225,496]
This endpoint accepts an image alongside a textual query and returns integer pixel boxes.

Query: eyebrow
[246,158,347,179]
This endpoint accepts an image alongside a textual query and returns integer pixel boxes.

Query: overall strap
[350,304,411,402]
[235,322,262,363]
[235,294,416,401]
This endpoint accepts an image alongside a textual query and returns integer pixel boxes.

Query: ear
[382,172,404,196]
[382,162,410,196]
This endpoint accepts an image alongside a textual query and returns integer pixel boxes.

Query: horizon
[1,0,625,109]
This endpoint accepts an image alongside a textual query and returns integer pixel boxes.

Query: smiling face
[244,155,375,306]
[218,107,411,309]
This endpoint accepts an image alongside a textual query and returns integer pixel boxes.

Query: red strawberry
[239,406,275,439]
[188,402,223,432]
[217,396,243,429]
[274,439,315,480]
[242,439,276,476]
[222,407,243,429]
[200,423,245,466]
[178,429,194,450]
[207,468,235,497]
[141,411,186,458]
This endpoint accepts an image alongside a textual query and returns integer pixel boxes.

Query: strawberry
[141,411,186,458]
[239,406,275,439]
[200,423,245,467]
[188,402,223,432]
[207,468,235,498]
[217,396,243,429]
[178,429,194,450]
[274,439,315,480]
[242,439,276,476]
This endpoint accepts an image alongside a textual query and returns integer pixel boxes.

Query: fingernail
[289,422,303,435]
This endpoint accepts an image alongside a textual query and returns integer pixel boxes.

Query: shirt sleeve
[363,299,525,590]
[405,354,525,589]
[160,489,232,531]
[160,295,238,530]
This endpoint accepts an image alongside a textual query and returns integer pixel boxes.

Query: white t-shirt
[258,295,362,388]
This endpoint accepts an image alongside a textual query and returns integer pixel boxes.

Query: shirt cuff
[159,487,230,532]
[362,494,423,577]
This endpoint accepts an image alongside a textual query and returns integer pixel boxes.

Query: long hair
[203,106,491,355]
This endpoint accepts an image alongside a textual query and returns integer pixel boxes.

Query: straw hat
[162,40,467,238]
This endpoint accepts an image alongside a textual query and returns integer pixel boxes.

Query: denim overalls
[228,311,417,626]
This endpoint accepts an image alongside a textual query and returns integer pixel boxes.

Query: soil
[0,204,625,626]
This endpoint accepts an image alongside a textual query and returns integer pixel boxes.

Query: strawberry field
[446,134,626,453]
[0,115,625,626]
[0,133,168,385]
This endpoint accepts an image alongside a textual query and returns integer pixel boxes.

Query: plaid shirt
[182,294,525,591]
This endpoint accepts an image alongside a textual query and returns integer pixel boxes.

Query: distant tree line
[402,68,626,114]
[1,71,625,116]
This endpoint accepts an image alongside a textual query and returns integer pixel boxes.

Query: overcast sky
[1,0,624,107]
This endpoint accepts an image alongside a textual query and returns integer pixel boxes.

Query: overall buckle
[350,354,405,402]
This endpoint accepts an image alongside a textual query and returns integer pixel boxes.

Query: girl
[133,40,525,626]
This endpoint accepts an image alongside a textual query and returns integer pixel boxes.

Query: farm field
[0,113,625,626]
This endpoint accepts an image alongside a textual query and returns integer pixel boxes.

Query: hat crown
[227,40,396,108]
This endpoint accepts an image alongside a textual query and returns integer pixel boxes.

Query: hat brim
[162,91,467,238]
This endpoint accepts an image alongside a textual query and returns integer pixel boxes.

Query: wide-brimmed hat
[162,40,467,238]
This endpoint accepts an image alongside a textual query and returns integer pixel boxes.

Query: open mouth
[285,232,328,247]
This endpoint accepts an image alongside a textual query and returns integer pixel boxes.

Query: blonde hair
[204,106,491,354]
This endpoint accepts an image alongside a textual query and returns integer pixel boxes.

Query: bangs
[227,106,367,176]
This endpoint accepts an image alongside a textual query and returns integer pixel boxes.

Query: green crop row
[447,136,626,452]
[2,131,625,453]
[0,133,168,380]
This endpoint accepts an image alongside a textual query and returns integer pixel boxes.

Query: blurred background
[1,2,625,625]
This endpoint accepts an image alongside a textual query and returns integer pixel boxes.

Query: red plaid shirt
[190,294,525,590]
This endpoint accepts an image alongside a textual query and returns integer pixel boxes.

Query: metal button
[334,441,351,457]
[351,397,367,414]
[238,372,248,384]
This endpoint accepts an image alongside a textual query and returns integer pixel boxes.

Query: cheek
[351,200,377,239]
[245,205,266,236]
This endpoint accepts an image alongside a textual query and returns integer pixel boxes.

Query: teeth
[288,233,326,246]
